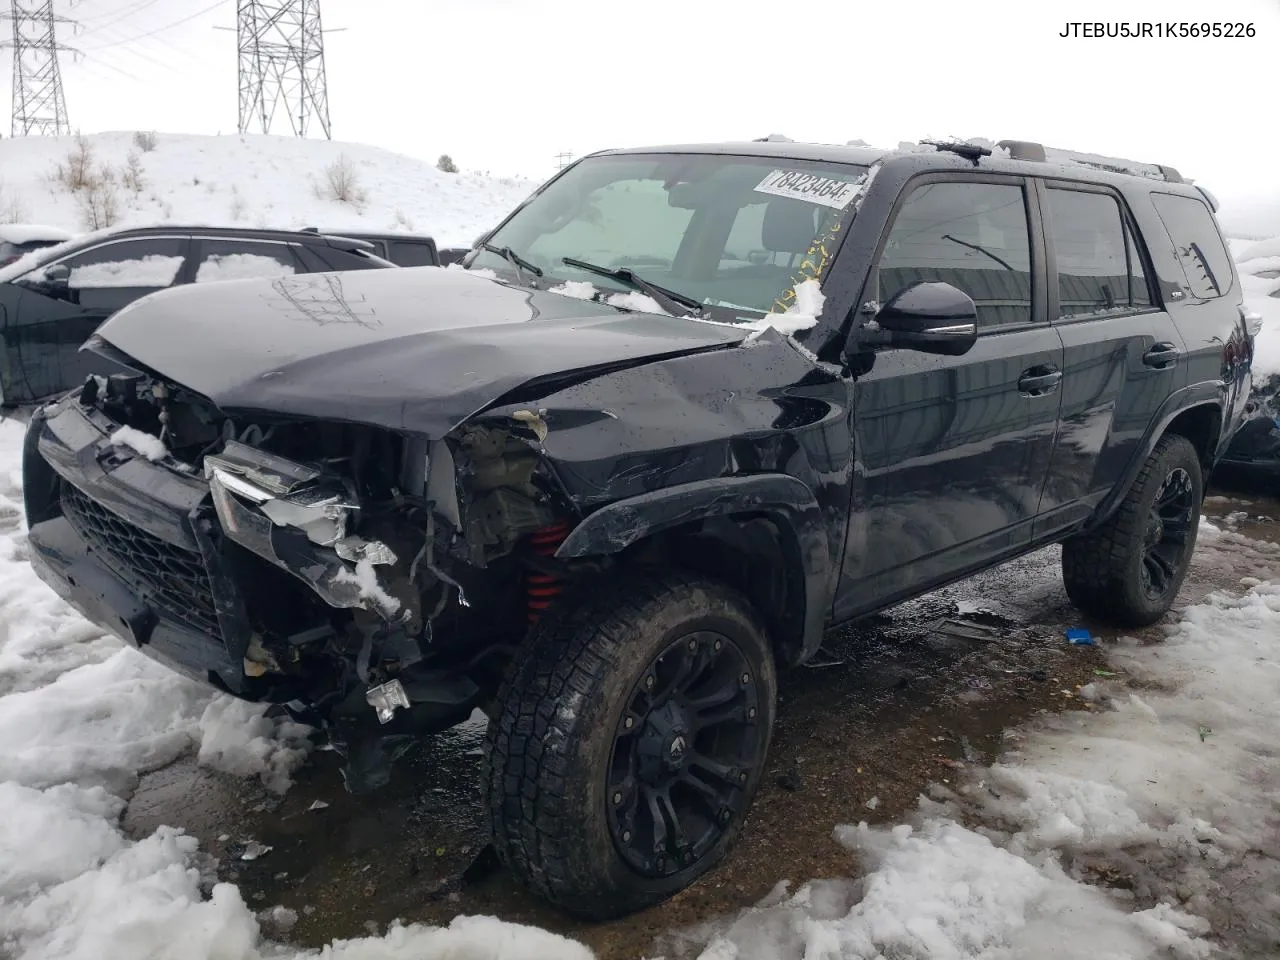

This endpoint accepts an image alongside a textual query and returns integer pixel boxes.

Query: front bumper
[23,398,253,695]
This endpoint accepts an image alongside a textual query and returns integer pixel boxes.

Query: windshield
[472,153,870,318]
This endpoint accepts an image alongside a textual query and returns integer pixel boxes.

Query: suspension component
[526,521,571,624]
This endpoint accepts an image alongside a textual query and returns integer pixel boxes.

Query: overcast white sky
[10,0,1280,232]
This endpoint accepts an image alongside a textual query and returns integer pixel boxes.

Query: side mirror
[43,263,71,285]
[868,281,978,357]
[17,261,70,294]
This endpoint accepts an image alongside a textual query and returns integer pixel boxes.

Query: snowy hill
[0,132,535,247]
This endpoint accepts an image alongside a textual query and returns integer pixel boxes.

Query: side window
[195,240,300,283]
[877,180,1033,329]
[1045,188,1151,318]
[1150,193,1234,300]
[388,240,438,267]
[35,238,186,311]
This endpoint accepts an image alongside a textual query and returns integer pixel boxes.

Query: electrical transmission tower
[2,1,72,137]
[237,0,331,139]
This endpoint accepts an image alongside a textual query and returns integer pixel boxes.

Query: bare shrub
[322,154,367,207]
[392,207,414,231]
[54,134,96,192]
[132,130,158,152]
[77,166,121,230]
[122,152,145,195]
[436,154,458,174]
[0,182,31,224]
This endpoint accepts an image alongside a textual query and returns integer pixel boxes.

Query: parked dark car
[301,228,440,267]
[0,225,395,406]
[0,224,73,267]
[23,137,1252,919]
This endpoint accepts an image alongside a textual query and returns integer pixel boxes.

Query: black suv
[22,138,1253,919]
[0,225,395,406]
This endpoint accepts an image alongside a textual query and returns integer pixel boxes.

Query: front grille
[59,483,222,639]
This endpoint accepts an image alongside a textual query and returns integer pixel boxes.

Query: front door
[5,236,190,402]
[835,176,1062,619]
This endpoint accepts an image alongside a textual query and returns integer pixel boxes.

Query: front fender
[556,474,831,662]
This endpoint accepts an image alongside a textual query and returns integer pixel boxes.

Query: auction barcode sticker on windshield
[754,170,863,209]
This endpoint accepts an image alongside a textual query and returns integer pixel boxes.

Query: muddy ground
[123,488,1280,959]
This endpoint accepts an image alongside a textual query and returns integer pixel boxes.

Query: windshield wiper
[481,242,543,282]
[562,256,705,316]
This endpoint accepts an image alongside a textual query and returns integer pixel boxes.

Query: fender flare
[1088,387,1225,530]
[556,474,832,662]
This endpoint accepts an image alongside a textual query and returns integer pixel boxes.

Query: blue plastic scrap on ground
[1065,627,1096,646]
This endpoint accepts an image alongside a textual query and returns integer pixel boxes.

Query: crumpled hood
[91,267,746,436]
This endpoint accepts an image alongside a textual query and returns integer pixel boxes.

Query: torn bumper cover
[203,441,404,621]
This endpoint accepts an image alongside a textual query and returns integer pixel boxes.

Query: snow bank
[0,417,594,959]
[680,530,1280,959]
[0,131,533,247]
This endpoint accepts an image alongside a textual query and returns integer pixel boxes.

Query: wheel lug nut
[688,639,697,651]
[741,672,750,684]
[718,809,731,824]
[622,830,632,842]
[624,716,634,729]
[644,675,654,689]
[613,791,622,804]
[714,639,722,651]
[738,772,747,783]
[747,707,757,719]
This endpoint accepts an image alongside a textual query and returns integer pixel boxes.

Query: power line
[2,1,74,136]
[77,0,230,50]
[236,0,331,139]
[71,0,165,32]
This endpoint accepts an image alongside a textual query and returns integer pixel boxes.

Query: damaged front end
[25,373,575,793]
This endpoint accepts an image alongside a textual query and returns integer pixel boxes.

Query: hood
[92,266,747,436]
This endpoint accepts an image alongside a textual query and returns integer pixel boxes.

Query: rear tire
[482,570,776,920]
[1062,434,1203,627]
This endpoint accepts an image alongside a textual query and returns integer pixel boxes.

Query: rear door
[1032,181,1186,537]
[5,235,190,403]
[835,175,1063,616]
[190,237,306,284]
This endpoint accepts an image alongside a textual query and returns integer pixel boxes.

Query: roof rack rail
[996,139,1183,183]
[923,139,992,165]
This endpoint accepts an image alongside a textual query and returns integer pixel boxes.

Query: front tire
[1062,434,1203,627]
[482,571,776,920]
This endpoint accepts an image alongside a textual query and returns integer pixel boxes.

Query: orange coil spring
[527,521,572,623]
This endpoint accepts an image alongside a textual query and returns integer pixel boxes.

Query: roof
[590,139,1203,194]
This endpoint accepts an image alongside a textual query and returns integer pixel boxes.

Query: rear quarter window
[1150,193,1234,300]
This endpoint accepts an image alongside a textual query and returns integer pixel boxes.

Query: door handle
[1142,343,1179,368]
[1018,368,1063,396]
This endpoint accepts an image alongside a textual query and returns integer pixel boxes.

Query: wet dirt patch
[120,490,1279,959]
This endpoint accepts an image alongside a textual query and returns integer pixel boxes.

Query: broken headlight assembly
[204,440,403,620]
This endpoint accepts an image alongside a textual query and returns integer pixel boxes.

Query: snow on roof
[0,224,73,245]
